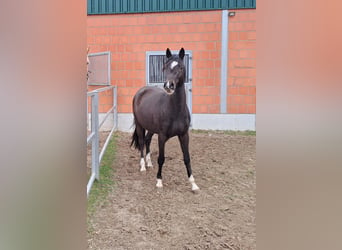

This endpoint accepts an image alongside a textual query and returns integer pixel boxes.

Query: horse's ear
[166,48,172,58]
[179,48,185,60]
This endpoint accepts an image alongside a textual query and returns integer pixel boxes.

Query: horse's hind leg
[178,132,199,191]
[136,125,146,171]
[145,132,154,168]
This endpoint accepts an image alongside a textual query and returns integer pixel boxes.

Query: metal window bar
[86,85,118,197]
[149,55,166,83]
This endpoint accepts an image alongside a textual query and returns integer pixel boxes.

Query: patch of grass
[223,130,256,136]
[191,129,256,136]
[87,132,118,222]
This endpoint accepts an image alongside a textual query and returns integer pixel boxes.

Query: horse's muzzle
[164,81,175,94]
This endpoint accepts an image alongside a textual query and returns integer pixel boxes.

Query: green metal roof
[88,0,256,15]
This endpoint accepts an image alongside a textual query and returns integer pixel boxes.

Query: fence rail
[87,86,118,196]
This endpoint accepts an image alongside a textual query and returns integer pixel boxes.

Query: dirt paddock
[88,131,256,250]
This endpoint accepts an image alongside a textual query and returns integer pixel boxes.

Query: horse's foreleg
[178,132,199,191]
[145,132,154,168]
[156,134,167,188]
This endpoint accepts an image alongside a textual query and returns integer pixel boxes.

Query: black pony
[131,48,199,191]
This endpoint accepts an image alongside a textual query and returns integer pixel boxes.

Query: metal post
[92,93,100,180]
[86,96,89,131]
[220,10,229,113]
[114,86,118,129]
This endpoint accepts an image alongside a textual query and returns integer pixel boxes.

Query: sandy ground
[88,131,256,250]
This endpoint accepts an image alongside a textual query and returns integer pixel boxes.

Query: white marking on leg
[189,175,199,191]
[170,61,178,69]
[156,179,163,188]
[146,152,153,167]
[140,158,146,172]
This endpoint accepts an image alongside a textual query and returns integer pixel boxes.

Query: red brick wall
[87,9,256,114]
[227,10,256,114]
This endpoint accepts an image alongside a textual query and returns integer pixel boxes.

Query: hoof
[192,188,200,194]
[156,179,163,188]
[191,183,200,192]
[189,175,199,192]
[146,153,153,168]
[140,158,146,172]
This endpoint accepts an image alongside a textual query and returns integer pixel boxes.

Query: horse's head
[163,48,186,94]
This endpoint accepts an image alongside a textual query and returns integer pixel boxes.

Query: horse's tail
[130,127,140,149]
[130,119,143,150]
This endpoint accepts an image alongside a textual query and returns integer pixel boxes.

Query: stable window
[146,51,191,86]
[87,51,111,86]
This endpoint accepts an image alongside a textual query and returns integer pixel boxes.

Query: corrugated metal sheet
[88,0,256,15]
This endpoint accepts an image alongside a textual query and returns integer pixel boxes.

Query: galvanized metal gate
[87,50,118,196]
[87,86,117,196]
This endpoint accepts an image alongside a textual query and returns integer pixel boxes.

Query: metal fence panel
[87,86,117,197]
